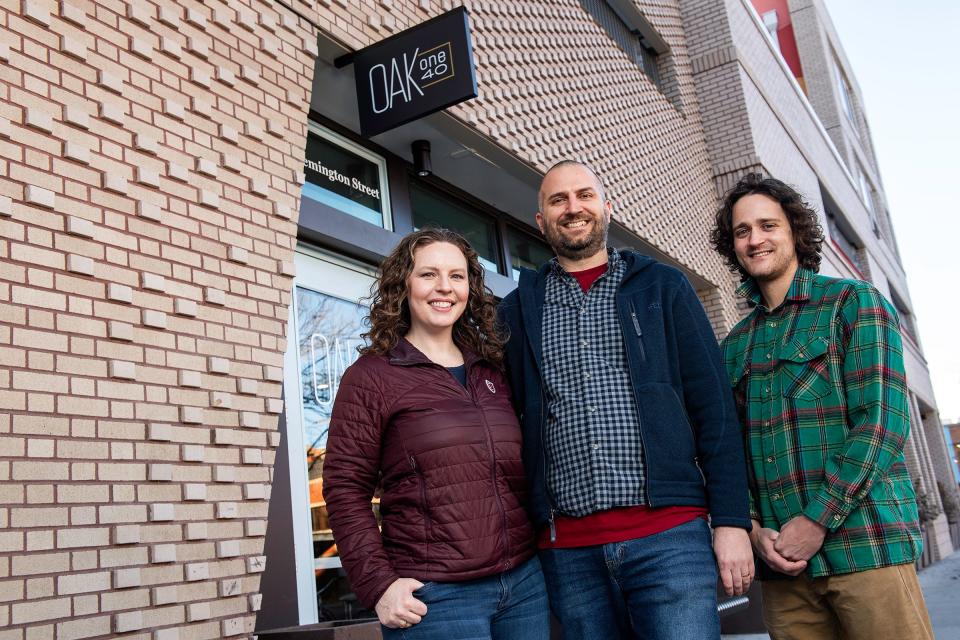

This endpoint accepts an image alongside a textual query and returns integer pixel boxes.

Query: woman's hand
[375,578,428,629]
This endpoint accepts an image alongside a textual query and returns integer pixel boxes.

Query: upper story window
[410,182,500,273]
[889,290,918,344]
[821,184,868,275]
[833,56,857,125]
[580,0,666,90]
[854,161,879,236]
[762,10,782,54]
[826,213,864,275]
[302,123,392,230]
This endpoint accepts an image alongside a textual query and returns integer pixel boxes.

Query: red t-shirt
[569,261,609,292]
[540,261,708,549]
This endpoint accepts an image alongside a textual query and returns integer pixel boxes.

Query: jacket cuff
[358,571,401,612]
[709,515,753,530]
[803,492,850,532]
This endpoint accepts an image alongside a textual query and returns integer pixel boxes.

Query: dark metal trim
[297,198,402,266]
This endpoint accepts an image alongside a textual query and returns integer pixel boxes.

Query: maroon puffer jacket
[322,339,535,610]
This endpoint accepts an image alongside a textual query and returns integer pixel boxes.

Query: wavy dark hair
[710,173,824,280]
[359,228,504,367]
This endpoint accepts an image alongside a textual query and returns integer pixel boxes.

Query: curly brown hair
[710,173,824,280]
[359,228,504,367]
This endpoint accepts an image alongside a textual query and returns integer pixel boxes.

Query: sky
[823,0,960,422]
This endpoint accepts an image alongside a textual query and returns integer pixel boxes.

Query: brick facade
[0,0,315,637]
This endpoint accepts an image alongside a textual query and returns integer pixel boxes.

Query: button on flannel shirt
[722,268,922,577]
[542,249,647,517]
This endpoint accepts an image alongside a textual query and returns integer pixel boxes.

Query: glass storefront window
[302,123,392,229]
[506,227,554,280]
[295,284,371,621]
[410,183,500,273]
[283,251,379,623]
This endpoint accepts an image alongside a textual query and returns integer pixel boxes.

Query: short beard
[741,251,797,284]
[543,215,609,261]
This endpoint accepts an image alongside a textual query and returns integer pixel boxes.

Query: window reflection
[410,183,500,273]
[295,286,376,621]
[507,227,554,280]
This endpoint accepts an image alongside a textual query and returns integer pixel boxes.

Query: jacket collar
[387,337,483,370]
[737,267,814,309]
[516,248,655,371]
[518,267,546,371]
[546,246,623,280]
[520,248,657,300]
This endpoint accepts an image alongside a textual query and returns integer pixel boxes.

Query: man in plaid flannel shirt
[711,173,933,639]
[498,161,754,639]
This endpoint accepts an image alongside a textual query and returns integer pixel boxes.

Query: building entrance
[281,248,376,624]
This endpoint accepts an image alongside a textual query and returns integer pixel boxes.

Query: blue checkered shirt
[542,250,647,517]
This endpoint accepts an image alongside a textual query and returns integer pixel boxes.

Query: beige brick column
[0,1,316,637]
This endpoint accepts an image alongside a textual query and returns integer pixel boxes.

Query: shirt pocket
[779,336,832,400]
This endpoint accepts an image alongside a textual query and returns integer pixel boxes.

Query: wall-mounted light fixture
[412,140,432,177]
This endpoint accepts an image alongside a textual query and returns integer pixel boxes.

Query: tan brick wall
[455,0,736,310]
[0,0,315,637]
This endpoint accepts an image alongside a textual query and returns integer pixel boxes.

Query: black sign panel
[351,7,478,137]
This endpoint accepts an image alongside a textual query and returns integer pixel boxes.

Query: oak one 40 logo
[346,6,478,137]
[367,42,455,115]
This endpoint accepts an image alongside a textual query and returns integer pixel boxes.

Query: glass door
[282,247,376,624]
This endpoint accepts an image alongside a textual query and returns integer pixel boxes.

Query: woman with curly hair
[322,228,549,640]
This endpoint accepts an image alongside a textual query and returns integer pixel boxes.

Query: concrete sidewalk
[722,549,960,639]
[918,549,960,638]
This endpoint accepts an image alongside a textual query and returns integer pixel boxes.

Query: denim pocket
[413,581,437,598]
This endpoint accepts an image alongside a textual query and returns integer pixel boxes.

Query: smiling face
[405,241,469,338]
[536,163,612,262]
[732,193,799,284]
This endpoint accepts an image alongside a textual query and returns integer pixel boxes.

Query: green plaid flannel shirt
[722,268,922,577]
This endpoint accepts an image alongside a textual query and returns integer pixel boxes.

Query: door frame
[281,245,376,624]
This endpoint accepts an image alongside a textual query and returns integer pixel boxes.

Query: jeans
[539,517,720,640]
[380,556,550,640]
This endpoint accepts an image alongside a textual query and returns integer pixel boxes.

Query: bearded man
[497,160,753,639]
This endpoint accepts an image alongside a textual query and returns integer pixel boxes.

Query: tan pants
[761,563,934,640]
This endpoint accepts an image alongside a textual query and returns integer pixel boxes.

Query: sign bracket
[333,52,354,69]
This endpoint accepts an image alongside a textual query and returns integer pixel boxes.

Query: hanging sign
[340,7,478,137]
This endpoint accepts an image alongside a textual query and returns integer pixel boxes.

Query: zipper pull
[549,509,556,543]
[408,455,417,471]
[630,305,642,337]
[629,303,646,361]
